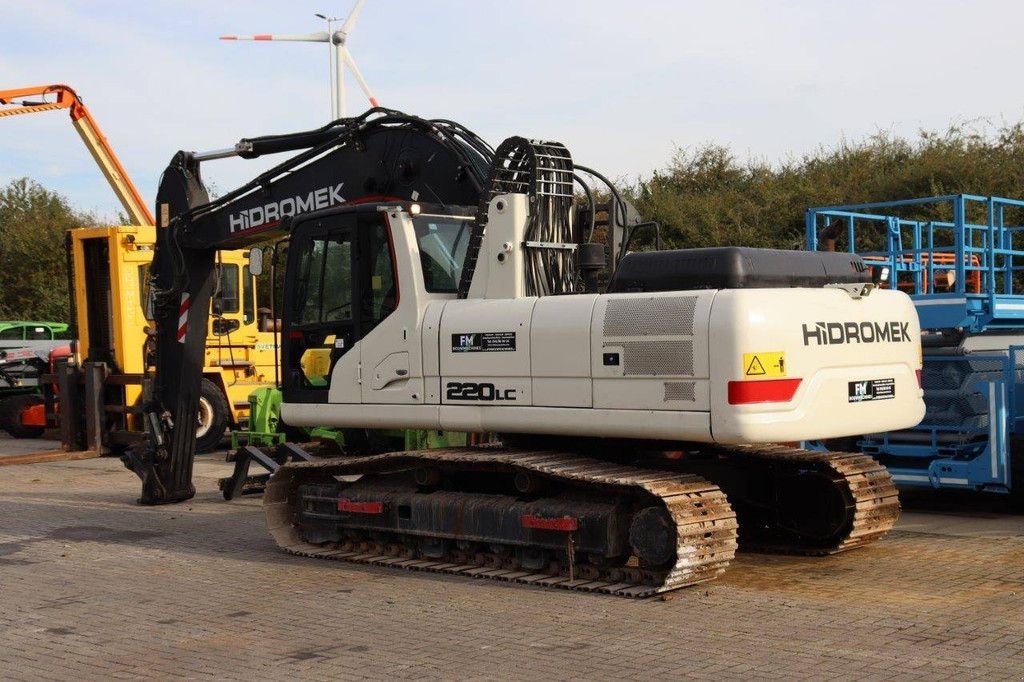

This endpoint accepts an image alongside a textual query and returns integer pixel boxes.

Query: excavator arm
[0,84,153,226]
[128,109,495,503]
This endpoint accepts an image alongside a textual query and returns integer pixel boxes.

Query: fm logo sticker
[848,378,895,403]
[451,332,517,352]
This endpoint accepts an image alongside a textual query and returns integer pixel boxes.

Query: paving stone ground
[0,442,1022,681]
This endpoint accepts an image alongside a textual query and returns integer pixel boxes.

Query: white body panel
[466,194,529,300]
[283,205,925,444]
[707,287,924,443]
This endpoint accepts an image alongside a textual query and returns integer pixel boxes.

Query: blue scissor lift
[806,194,1024,496]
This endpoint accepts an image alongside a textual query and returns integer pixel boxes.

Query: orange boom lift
[0,84,153,225]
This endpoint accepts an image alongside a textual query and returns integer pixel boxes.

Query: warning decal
[742,352,786,378]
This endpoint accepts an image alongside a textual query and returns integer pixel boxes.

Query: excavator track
[265,447,738,597]
[683,445,900,555]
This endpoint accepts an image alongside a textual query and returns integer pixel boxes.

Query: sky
[3,0,1024,221]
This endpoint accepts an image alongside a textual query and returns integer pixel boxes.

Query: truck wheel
[0,397,11,433]
[0,394,45,439]
[195,379,229,453]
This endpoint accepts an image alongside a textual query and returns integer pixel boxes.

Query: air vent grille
[663,381,697,402]
[621,340,694,376]
[603,296,697,337]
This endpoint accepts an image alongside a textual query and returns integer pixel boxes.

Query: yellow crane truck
[63,225,277,452]
[1,84,277,452]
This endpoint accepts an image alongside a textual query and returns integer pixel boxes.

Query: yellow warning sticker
[743,351,786,377]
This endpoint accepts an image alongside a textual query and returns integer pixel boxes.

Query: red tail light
[337,500,383,514]
[728,378,802,405]
[521,515,578,531]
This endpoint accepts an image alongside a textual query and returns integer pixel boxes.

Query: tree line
[0,178,93,322]
[5,120,1024,321]
[628,121,1024,250]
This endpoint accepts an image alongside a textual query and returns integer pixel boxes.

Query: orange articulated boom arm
[0,83,154,226]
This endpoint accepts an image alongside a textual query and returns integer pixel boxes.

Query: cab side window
[243,266,256,325]
[363,223,396,329]
[293,237,354,327]
[214,264,240,314]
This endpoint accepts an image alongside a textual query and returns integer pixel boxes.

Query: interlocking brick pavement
[0,453,1021,680]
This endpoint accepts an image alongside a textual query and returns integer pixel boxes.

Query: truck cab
[63,224,277,452]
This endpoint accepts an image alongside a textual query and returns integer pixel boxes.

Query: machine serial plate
[451,332,517,353]
[848,378,895,403]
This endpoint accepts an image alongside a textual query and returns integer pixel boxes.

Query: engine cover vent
[621,340,694,376]
[602,296,696,337]
[663,381,697,402]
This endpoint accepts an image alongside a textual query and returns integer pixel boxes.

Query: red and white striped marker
[176,292,190,343]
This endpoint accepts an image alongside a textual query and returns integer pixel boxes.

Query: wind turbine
[220,0,380,119]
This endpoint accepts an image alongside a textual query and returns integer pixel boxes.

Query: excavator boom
[129,109,494,503]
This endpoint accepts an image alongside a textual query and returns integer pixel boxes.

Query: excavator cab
[282,207,394,401]
[280,203,474,405]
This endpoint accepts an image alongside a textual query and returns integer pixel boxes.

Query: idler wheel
[513,470,546,495]
[628,506,677,568]
[414,467,441,487]
[776,471,850,544]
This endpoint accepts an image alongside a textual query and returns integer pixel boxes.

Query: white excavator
[127,109,924,596]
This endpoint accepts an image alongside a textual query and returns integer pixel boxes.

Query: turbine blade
[342,48,380,108]
[340,0,368,34]
[220,32,329,42]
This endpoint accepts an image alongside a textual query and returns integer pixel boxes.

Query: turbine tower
[220,0,379,119]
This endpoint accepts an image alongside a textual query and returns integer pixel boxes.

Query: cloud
[4,0,1024,219]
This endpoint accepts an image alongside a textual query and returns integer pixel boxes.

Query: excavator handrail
[0,83,154,226]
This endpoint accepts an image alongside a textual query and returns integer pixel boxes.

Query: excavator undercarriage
[265,443,899,597]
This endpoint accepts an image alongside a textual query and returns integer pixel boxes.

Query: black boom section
[122,151,212,504]
[127,110,495,505]
[179,113,493,250]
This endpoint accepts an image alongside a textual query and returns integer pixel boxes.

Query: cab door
[282,210,400,405]
[357,214,422,405]
[281,216,359,404]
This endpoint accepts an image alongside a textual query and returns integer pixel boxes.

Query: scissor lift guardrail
[806,194,1024,495]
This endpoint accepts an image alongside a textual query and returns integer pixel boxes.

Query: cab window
[364,223,396,328]
[214,264,240,314]
[294,237,353,326]
[138,265,153,320]
[413,216,471,293]
[243,266,256,325]
[0,326,22,340]
[138,263,243,319]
